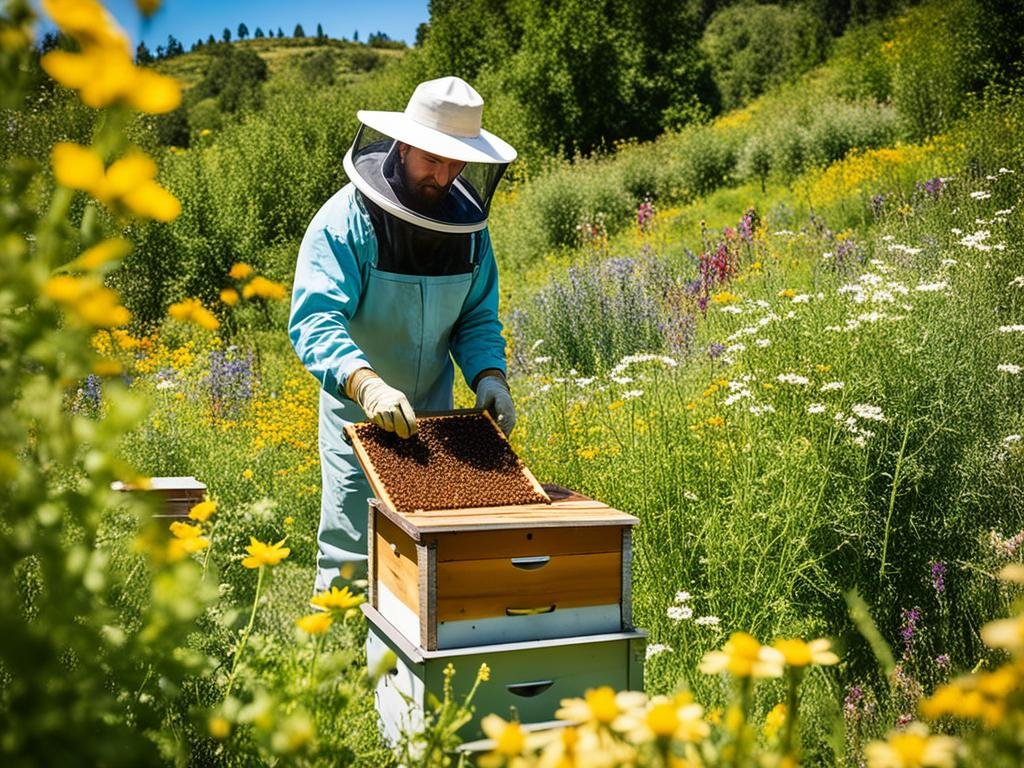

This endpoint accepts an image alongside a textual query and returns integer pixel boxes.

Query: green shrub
[701,1,830,111]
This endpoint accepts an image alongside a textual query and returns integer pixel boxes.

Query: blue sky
[37,1,430,50]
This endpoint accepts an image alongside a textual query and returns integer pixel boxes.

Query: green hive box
[364,604,646,744]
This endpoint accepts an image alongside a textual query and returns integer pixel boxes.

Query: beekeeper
[289,76,517,592]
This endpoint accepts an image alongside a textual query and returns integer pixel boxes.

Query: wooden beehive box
[367,485,638,650]
[346,412,639,651]
[365,603,646,744]
[111,476,206,518]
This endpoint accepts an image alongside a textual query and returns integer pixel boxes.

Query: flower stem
[225,564,264,698]
[879,421,911,579]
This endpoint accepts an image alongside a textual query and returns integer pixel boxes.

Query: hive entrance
[348,411,550,512]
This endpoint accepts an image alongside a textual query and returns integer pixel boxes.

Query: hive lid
[345,409,551,514]
[370,487,638,540]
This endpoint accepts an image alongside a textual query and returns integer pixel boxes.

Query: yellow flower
[478,662,490,683]
[711,291,738,304]
[44,275,130,327]
[980,614,1024,655]
[699,632,785,678]
[296,612,333,635]
[199,128,212,137]
[220,288,240,306]
[242,275,287,301]
[310,585,365,611]
[608,400,624,411]
[864,723,958,768]
[706,416,724,428]
[91,357,122,376]
[284,516,295,526]
[52,142,105,190]
[480,714,525,756]
[188,500,217,522]
[577,447,599,460]
[779,288,796,299]
[242,468,254,480]
[556,687,646,728]
[208,714,231,740]
[241,537,290,568]
[168,298,220,331]
[73,238,131,270]
[772,637,840,667]
[616,694,709,744]
[228,262,253,280]
[42,0,127,50]
[169,521,203,539]
[815,364,832,373]
[999,563,1024,583]
[134,0,162,17]
[764,703,787,739]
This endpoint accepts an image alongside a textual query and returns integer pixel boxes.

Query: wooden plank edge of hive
[621,527,633,630]
[479,409,551,504]
[403,519,636,535]
[344,423,401,518]
[370,498,424,543]
[367,503,377,609]
[362,603,424,664]
[417,540,438,651]
[416,627,649,659]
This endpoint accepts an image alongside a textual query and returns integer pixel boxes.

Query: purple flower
[707,342,726,359]
[930,561,946,595]
[896,713,913,728]
[870,193,887,217]
[843,685,863,716]
[934,654,950,670]
[900,607,921,655]
[915,177,944,199]
[636,198,654,232]
[207,346,254,418]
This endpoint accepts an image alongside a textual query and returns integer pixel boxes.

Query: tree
[415,22,428,47]
[254,27,264,38]
[206,33,216,45]
[277,27,284,38]
[165,34,184,58]
[135,41,153,64]
[353,29,358,42]
[155,44,165,59]
[316,23,325,40]
[293,24,305,38]
[237,22,248,40]
[222,27,231,43]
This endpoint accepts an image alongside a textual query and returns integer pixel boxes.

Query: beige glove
[475,373,515,436]
[348,369,417,439]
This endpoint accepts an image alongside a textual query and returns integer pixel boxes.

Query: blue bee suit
[289,183,507,592]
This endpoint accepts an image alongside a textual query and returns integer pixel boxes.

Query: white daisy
[807,403,827,414]
[997,363,1022,375]
[777,373,810,385]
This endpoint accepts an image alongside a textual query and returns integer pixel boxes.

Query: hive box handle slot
[505,604,556,616]
[506,679,554,698]
[510,556,550,570]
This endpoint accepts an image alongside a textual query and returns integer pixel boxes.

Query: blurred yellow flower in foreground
[242,276,287,301]
[764,702,787,739]
[73,238,131,270]
[229,262,253,279]
[168,298,220,331]
[980,614,1024,655]
[134,0,163,17]
[296,612,333,635]
[241,537,290,568]
[479,715,525,761]
[51,144,181,221]
[699,632,785,678]
[188,500,217,522]
[166,520,210,560]
[556,686,647,729]
[208,714,231,740]
[864,723,958,768]
[40,0,180,113]
[44,274,130,327]
[772,637,840,667]
[310,585,365,611]
[219,288,240,306]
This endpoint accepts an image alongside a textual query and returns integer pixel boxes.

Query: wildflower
[229,262,253,279]
[166,522,210,560]
[608,400,624,411]
[915,282,947,292]
[852,404,886,421]
[556,687,646,728]
[695,615,720,627]
[622,389,643,399]
[618,695,710,744]
[44,275,130,327]
[668,605,694,621]
[1010,276,1024,288]
[901,607,922,654]
[706,416,725,427]
[699,632,785,678]
[646,643,672,660]
[777,373,810,386]
[980,614,1024,654]
[170,521,203,539]
[477,662,490,682]
[807,403,826,414]
[675,590,692,603]
[241,537,290,568]
[479,715,526,762]
[821,381,845,391]
[969,190,991,200]
[242,468,254,480]
[208,715,231,740]
[864,722,958,768]
[168,297,219,331]
[772,637,840,667]
[73,238,132,270]
[711,291,738,304]
[764,703,787,739]
[310,585,365,611]
[997,363,1021,374]
[242,276,288,301]
[534,355,552,364]
[779,289,796,299]
[220,288,240,306]
[188,500,217,522]
[930,562,946,594]
[296,612,333,635]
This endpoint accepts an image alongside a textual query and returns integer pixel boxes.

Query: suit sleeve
[288,191,374,397]
[449,228,507,389]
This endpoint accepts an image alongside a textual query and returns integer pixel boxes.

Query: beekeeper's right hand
[347,369,417,439]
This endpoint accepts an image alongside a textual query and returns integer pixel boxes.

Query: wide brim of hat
[357,110,517,164]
